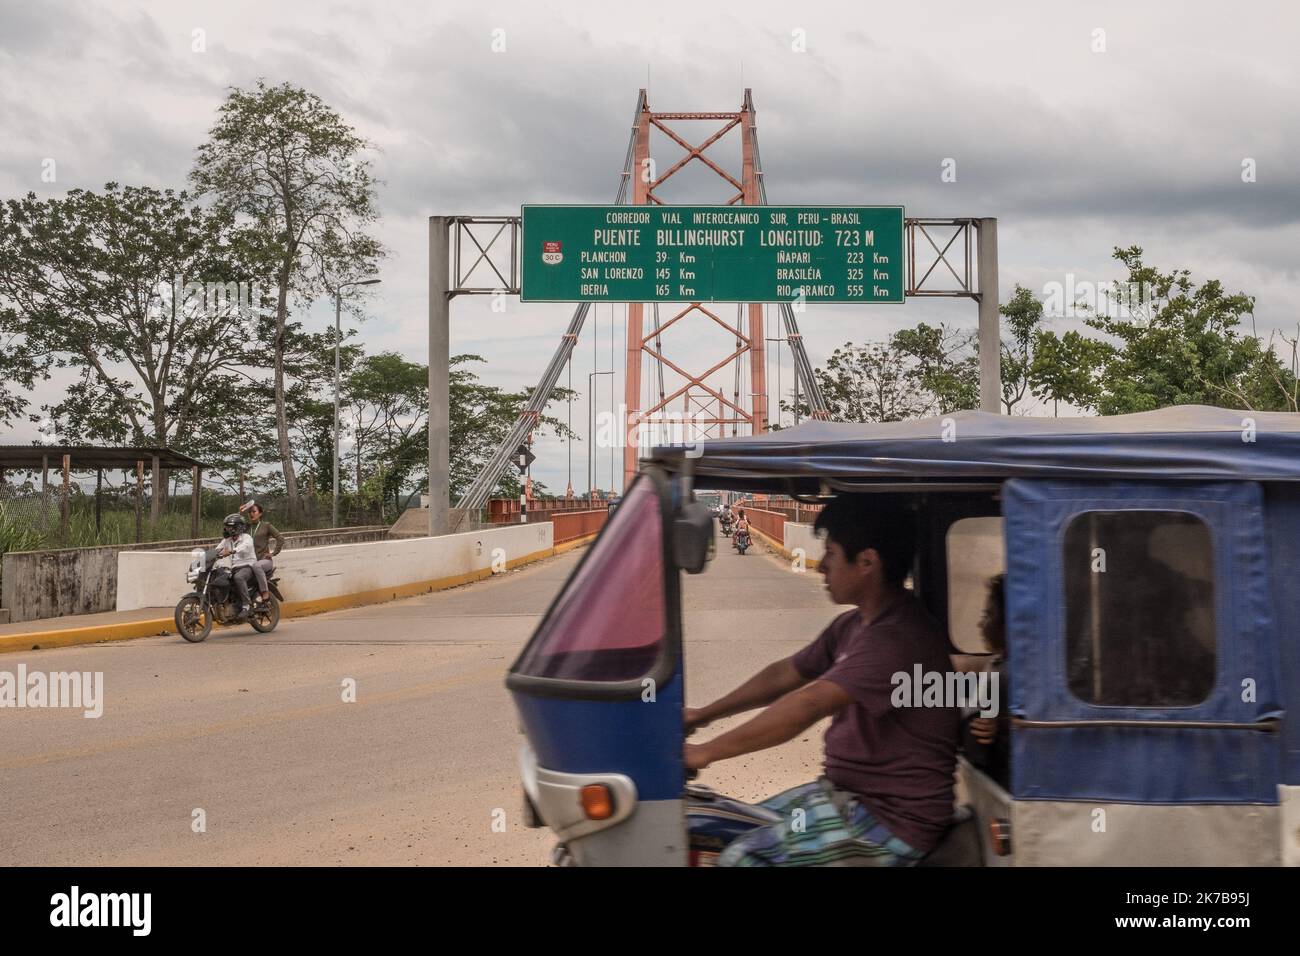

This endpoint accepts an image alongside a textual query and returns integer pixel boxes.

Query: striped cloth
[687,778,924,867]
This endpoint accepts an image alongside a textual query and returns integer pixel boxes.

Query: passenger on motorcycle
[215,513,258,620]
[239,499,285,603]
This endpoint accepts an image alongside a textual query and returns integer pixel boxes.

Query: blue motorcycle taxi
[506,405,1300,866]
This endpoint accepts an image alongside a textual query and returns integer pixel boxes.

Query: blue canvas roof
[649,405,1300,486]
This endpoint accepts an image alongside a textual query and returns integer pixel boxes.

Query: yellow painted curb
[0,534,600,655]
[0,618,173,654]
[553,534,598,555]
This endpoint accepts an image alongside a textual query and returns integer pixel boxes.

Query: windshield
[511,475,666,683]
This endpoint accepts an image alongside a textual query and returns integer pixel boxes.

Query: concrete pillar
[977,218,1002,414]
[428,216,451,536]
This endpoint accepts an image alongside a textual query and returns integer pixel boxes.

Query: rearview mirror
[673,501,714,574]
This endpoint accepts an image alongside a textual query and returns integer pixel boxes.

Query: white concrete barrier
[783,522,825,566]
[116,523,554,613]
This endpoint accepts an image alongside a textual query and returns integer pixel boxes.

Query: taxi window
[512,477,665,683]
[946,516,1006,654]
[1063,511,1216,706]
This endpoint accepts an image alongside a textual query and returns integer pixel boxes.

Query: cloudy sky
[2,0,1296,495]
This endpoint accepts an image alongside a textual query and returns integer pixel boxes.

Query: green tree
[997,285,1049,414]
[190,79,385,518]
[893,322,980,413]
[448,355,576,502]
[784,322,977,423]
[0,184,259,450]
[0,210,50,426]
[1063,246,1297,413]
[1029,329,1110,415]
[344,352,428,514]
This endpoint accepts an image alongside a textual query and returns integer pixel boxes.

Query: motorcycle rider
[720,504,734,535]
[215,513,258,620]
[734,508,750,549]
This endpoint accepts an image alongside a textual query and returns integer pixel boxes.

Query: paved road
[0,530,841,865]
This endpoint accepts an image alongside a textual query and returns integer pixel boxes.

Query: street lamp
[587,370,612,501]
[334,277,381,527]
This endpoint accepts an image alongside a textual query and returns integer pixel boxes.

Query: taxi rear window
[512,477,665,683]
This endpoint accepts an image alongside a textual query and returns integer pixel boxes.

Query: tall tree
[893,322,980,414]
[343,352,428,514]
[997,284,1048,414]
[1059,246,1297,414]
[784,322,977,423]
[0,184,258,449]
[1029,329,1110,415]
[447,356,576,502]
[0,206,50,427]
[190,79,384,518]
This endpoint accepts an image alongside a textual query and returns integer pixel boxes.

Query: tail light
[579,784,615,821]
[989,818,1012,856]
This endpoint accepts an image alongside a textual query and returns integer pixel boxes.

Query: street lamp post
[334,278,381,527]
[587,370,612,501]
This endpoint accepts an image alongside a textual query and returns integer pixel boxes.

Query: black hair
[813,495,916,587]
[983,573,1007,655]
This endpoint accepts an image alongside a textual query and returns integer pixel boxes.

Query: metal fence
[0,474,415,550]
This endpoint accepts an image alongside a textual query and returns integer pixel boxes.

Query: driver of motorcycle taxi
[215,512,258,620]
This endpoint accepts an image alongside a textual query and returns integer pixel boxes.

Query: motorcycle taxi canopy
[646,404,1300,490]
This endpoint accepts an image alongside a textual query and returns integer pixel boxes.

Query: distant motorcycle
[174,548,283,643]
[719,515,734,538]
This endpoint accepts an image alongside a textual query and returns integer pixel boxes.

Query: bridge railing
[486,497,609,523]
[742,495,823,524]
[552,509,608,545]
[742,507,787,545]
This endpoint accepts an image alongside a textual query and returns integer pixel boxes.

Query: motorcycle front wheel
[250,595,280,633]
[175,595,212,643]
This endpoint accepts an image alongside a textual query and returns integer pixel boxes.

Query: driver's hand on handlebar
[683,707,711,736]
[684,742,712,772]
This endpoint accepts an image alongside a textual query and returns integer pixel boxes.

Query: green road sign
[520,204,904,304]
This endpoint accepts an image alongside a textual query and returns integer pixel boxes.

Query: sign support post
[428,215,451,536]
[977,217,1001,413]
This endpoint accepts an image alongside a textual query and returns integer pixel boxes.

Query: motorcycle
[735,528,751,554]
[719,515,734,538]
[174,548,284,643]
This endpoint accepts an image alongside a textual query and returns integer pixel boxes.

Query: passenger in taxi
[963,574,1010,787]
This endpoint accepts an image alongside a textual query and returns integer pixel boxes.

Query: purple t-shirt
[792,595,960,852]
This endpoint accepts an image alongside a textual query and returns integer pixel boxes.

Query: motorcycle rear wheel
[175,596,212,643]
[250,595,280,633]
